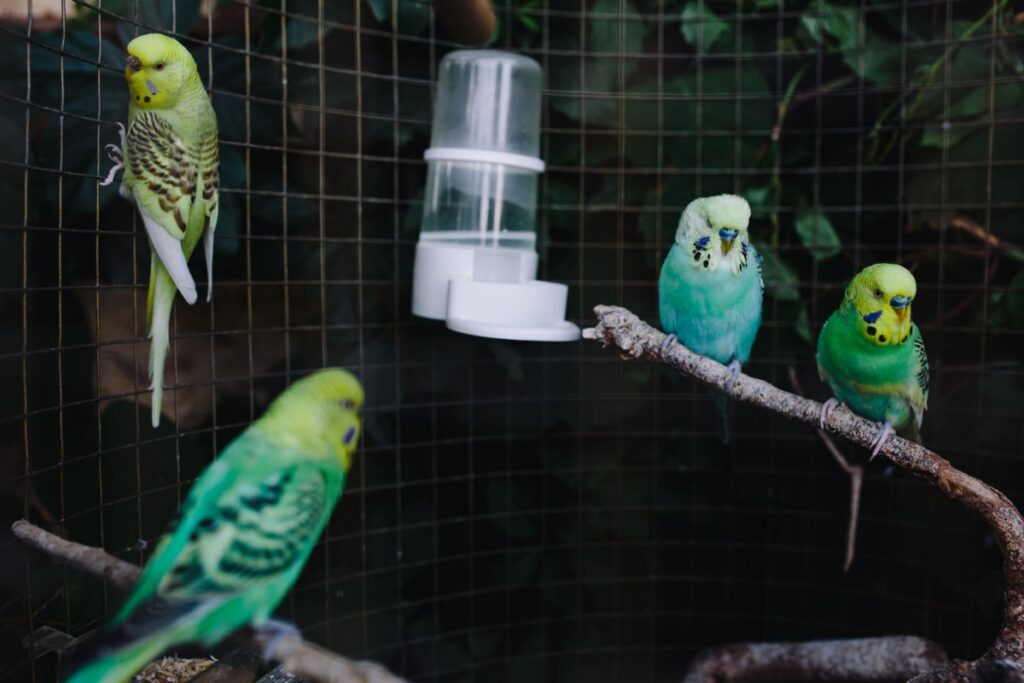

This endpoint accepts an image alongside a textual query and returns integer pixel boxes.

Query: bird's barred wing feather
[126,111,199,303]
[905,325,929,428]
[112,438,338,630]
[200,125,219,300]
[157,464,331,597]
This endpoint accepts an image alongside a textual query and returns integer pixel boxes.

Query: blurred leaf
[743,186,770,210]
[919,123,979,149]
[551,0,643,126]
[800,2,858,48]
[590,0,644,54]
[794,209,841,260]
[755,243,800,300]
[799,1,899,86]
[795,307,811,343]
[285,17,322,50]
[680,2,729,50]
[367,0,389,23]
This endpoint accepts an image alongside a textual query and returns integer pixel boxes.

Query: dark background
[0,0,1022,681]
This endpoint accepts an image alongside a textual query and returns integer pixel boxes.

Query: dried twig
[584,305,1024,679]
[684,636,948,683]
[949,213,1024,264]
[787,367,863,573]
[10,520,408,683]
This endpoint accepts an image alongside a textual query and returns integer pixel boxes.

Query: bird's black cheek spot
[343,426,356,445]
[135,95,140,101]
[144,96,151,103]
[693,252,700,262]
[703,259,709,268]
[878,335,887,343]
[866,325,877,336]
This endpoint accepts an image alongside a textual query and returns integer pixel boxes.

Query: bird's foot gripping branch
[583,305,1024,681]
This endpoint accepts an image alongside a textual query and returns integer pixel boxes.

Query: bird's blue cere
[890,295,910,309]
[863,310,882,324]
[718,228,738,240]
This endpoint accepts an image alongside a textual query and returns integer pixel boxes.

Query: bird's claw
[725,360,742,392]
[819,398,841,429]
[660,333,677,358]
[256,618,302,661]
[99,123,126,187]
[869,422,895,460]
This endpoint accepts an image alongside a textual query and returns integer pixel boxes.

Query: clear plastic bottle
[418,50,543,249]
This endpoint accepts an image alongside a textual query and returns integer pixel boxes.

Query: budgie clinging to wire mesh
[816,263,929,458]
[102,33,219,428]
[64,368,364,683]
[658,195,763,444]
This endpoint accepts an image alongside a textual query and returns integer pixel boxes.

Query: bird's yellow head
[260,368,364,470]
[677,194,751,257]
[124,33,200,109]
[844,263,917,346]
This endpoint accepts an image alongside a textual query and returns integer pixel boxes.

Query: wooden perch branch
[684,636,948,683]
[10,520,408,683]
[584,305,1024,678]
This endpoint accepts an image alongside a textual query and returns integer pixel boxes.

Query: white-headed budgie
[102,33,219,428]
[64,368,363,683]
[816,263,929,458]
[658,194,763,443]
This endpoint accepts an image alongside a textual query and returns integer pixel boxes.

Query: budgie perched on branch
[65,368,364,683]
[658,195,763,444]
[816,263,929,458]
[102,33,219,428]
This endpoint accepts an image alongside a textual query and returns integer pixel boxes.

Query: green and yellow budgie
[102,33,219,428]
[65,368,364,683]
[816,264,930,458]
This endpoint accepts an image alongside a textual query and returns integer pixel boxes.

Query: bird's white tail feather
[149,265,176,428]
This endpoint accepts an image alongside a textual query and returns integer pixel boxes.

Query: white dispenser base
[411,240,580,342]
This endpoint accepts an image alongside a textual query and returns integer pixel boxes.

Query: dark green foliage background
[1,0,1022,681]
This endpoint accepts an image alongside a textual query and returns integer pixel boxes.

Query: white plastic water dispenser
[411,50,579,342]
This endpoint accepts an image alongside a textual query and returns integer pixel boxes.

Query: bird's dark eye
[155,63,165,70]
[874,289,882,298]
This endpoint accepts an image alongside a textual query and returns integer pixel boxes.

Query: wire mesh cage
[1,0,1022,681]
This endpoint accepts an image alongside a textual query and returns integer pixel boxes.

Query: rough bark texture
[584,305,1024,680]
[684,636,948,682]
[12,519,141,588]
[11,520,408,683]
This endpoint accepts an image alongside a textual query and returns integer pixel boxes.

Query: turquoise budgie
[64,368,363,683]
[658,195,763,443]
[102,33,219,428]
[816,263,929,458]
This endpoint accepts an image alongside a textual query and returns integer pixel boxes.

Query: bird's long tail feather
[147,260,177,429]
[711,390,731,445]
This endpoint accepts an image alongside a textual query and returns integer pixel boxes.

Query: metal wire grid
[0,0,1021,681]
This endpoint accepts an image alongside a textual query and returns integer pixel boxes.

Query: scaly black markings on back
[914,335,930,395]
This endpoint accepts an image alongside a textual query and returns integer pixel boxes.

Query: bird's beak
[125,55,142,79]
[718,228,738,255]
[890,295,910,323]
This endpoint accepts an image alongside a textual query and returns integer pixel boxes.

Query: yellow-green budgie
[64,368,363,683]
[816,264,929,458]
[102,33,219,428]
